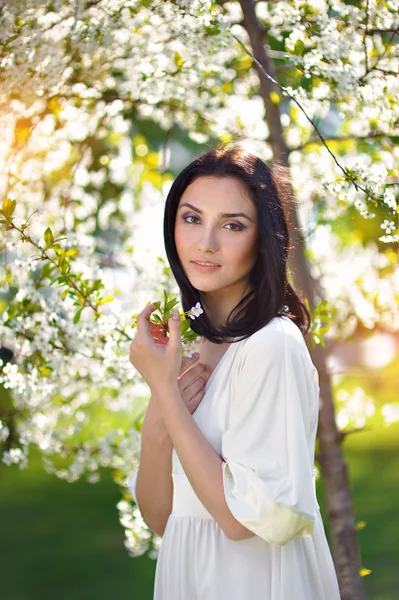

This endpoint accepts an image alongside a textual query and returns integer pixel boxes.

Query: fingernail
[193,352,199,359]
[172,309,180,320]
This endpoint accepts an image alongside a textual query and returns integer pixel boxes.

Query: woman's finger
[178,357,198,389]
[188,388,204,413]
[179,376,206,415]
[179,353,200,376]
[179,364,206,394]
[136,302,159,342]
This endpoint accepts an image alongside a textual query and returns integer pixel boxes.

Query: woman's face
[174,176,260,300]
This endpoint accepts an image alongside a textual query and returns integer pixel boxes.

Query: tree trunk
[238,2,366,598]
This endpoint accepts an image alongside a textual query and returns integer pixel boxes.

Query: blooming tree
[0,1,398,597]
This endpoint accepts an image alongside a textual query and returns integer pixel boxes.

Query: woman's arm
[133,354,207,537]
[135,396,174,537]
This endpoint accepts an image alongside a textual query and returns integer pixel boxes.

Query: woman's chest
[172,343,241,474]
[195,340,231,383]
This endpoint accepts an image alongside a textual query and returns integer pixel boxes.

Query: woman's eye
[183,215,200,224]
[182,215,244,232]
[225,222,244,232]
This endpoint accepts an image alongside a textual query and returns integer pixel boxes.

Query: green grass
[0,452,156,600]
[1,416,398,599]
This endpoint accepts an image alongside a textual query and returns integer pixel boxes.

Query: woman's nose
[197,228,218,251]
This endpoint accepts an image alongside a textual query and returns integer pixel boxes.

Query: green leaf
[183,328,199,343]
[98,296,114,305]
[92,279,104,292]
[163,288,168,312]
[294,39,305,56]
[44,227,54,247]
[181,319,190,334]
[38,365,53,377]
[59,258,69,275]
[73,308,83,324]
[1,198,16,218]
[204,25,221,36]
[165,298,178,312]
[65,248,80,257]
[174,51,184,69]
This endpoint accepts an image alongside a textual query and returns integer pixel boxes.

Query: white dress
[128,315,341,600]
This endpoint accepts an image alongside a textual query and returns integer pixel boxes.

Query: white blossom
[187,302,204,319]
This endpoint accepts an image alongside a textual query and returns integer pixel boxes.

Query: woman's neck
[200,281,255,328]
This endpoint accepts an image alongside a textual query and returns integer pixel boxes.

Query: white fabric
[128,316,341,599]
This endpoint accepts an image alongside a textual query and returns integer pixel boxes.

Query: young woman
[128,144,341,599]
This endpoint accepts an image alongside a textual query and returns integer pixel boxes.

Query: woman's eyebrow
[179,202,255,223]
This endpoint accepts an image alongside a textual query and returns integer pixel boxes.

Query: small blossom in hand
[131,291,203,357]
[187,302,204,320]
[182,336,202,358]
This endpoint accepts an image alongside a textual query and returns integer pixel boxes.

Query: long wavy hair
[163,143,311,343]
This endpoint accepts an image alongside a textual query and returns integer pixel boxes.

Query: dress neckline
[203,339,238,393]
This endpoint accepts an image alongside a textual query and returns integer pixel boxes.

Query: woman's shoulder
[241,315,305,353]
[236,315,316,374]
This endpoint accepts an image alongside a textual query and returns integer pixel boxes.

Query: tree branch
[231,32,393,211]
[360,25,399,82]
[291,131,399,153]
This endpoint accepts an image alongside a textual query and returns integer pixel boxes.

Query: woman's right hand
[148,323,207,416]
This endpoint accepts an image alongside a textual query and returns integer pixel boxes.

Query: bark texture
[238,2,366,598]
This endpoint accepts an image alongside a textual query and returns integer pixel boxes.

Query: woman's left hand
[129,302,182,394]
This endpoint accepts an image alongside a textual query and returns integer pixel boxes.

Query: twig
[231,32,393,211]
[338,426,371,443]
[360,25,399,82]
[291,131,399,153]
[360,26,399,34]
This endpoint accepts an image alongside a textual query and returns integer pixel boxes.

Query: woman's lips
[191,261,221,272]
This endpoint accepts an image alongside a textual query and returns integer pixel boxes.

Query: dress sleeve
[221,321,318,546]
[128,471,141,509]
